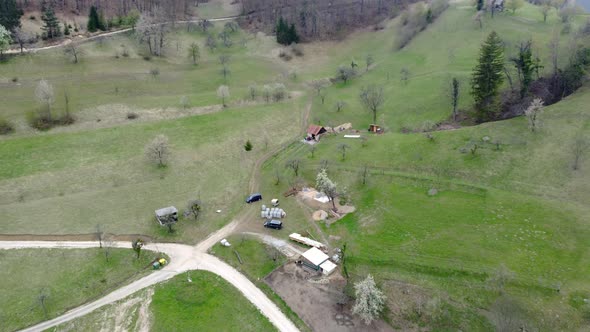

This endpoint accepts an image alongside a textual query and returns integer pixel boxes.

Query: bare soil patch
[265,262,392,332]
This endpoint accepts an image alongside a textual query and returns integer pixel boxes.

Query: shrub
[11,77,18,83]
[244,140,253,151]
[29,15,36,20]
[291,43,304,56]
[0,117,15,135]
[143,55,151,61]
[127,112,139,120]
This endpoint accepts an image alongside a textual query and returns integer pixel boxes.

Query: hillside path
[0,240,299,332]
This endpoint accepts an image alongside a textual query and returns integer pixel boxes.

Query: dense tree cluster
[0,0,23,31]
[41,1,61,39]
[275,17,299,45]
[241,0,414,41]
[87,5,106,32]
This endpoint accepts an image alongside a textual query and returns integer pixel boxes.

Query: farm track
[0,96,313,332]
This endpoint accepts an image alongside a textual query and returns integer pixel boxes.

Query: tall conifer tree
[471,31,504,120]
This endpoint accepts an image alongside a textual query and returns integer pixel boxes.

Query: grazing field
[0,248,156,332]
[0,24,283,127]
[0,100,303,242]
[251,3,590,330]
[211,236,311,332]
[150,270,276,332]
[297,2,585,132]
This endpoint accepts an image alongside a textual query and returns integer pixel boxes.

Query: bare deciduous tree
[187,199,203,220]
[248,84,258,100]
[540,4,551,22]
[95,224,104,248]
[572,134,588,170]
[13,27,32,54]
[400,67,410,85]
[335,100,347,112]
[64,44,83,63]
[487,263,515,294]
[188,42,200,65]
[37,288,50,319]
[524,98,544,132]
[337,143,350,160]
[450,78,460,121]
[180,95,190,109]
[352,274,386,325]
[474,11,484,29]
[262,84,272,102]
[145,134,170,167]
[217,85,230,107]
[285,159,301,177]
[103,235,114,262]
[309,145,316,158]
[206,34,217,51]
[365,54,374,72]
[35,79,55,120]
[337,65,356,84]
[359,85,385,123]
[132,239,144,259]
[361,164,369,185]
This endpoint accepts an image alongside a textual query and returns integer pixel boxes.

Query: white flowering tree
[524,98,543,132]
[352,274,386,325]
[217,85,230,107]
[316,168,338,210]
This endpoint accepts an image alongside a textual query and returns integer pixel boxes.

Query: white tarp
[301,247,329,267]
[319,260,337,275]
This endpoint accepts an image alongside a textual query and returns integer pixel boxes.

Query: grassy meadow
[251,2,590,330]
[0,0,589,330]
[150,270,277,332]
[0,248,156,332]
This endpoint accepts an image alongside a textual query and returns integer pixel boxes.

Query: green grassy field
[0,24,283,125]
[0,100,303,242]
[1,0,589,330]
[150,270,276,332]
[211,235,311,332]
[297,1,586,132]
[0,248,157,332]
[251,3,590,330]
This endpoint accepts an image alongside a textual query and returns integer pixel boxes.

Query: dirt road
[0,240,299,332]
[0,84,314,332]
[5,16,241,55]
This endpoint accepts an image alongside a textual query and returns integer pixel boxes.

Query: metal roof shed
[301,247,329,268]
[319,260,337,276]
[155,206,178,226]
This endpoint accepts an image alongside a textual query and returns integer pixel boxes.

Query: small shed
[306,124,327,141]
[300,247,337,276]
[368,124,382,133]
[155,206,178,226]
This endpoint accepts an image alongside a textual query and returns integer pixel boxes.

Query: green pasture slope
[0,248,156,332]
[255,2,590,330]
[150,271,276,332]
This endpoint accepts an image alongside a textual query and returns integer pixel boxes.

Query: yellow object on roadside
[159,258,167,265]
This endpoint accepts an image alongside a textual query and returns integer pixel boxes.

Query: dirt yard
[265,262,393,332]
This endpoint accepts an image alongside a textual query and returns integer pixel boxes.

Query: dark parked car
[264,219,283,230]
[246,193,262,203]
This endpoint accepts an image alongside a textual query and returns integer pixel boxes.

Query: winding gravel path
[0,240,299,332]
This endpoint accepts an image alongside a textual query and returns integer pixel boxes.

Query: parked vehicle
[246,193,262,203]
[264,219,283,230]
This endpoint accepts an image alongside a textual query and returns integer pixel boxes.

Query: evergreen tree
[63,21,70,35]
[276,17,288,45]
[477,0,484,10]
[0,0,23,31]
[288,23,300,44]
[471,31,504,120]
[41,4,61,39]
[87,6,100,32]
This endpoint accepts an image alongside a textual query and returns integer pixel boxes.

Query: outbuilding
[306,124,327,141]
[300,247,337,275]
[155,206,178,226]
